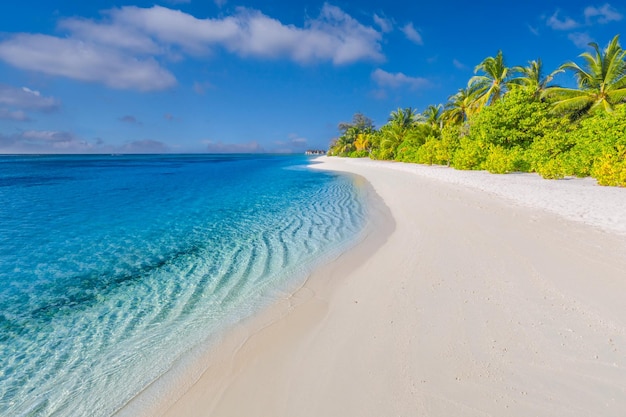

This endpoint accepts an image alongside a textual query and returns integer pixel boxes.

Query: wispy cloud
[0,109,30,121]
[373,13,393,33]
[193,81,214,95]
[401,22,423,45]
[584,4,622,24]
[120,139,169,153]
[568,32,594,48]
[452,59,467,70]
[0,130,99,153]
[0,34,176,91]
[528,24,540,36]
[119,115,142,125]
[0,84,60,112]
[203,139,264,153]
[0,4,385,91]
[0,84,60,122]
[272,133,308,153]
[546,10,579,30]
[371,68,429,90]
[0,129,173,154]
[545,4,622,35]
[543,5,621,47]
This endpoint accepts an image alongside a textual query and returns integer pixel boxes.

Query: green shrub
[436,125,462,166]
[470,88,556,150]
[483,146,529,174]
[591,147,626,186]
[349,150,369,158]
[452,137,487,170]
[413,137,444,165]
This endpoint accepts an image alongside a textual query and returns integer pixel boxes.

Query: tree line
[328,34,626,187]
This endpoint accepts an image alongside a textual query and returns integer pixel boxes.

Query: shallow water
[0,154,367,416]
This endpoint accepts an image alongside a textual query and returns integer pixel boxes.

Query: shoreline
[116,160,394,417]
[131,156,626,416]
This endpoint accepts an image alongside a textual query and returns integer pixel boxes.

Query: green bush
[414,139,436,165]
[483,146,529,174]
[470,88,556,150]
[436,125,462,166]
[349,150,369,158]
[452,137,487,170]
[591,146,626,186]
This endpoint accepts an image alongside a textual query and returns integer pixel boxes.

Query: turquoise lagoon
[0,154,367,416]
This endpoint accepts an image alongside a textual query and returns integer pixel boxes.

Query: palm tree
[388,107,420,129]
[378,107,420,155]
[442,84,482,125]
[354,132,371,152]
[511,59,563,100]
[546,34,626,115]
[422,104,443,130]
[469,50,512,108]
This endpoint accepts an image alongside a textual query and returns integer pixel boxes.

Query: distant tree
[338,112,375,134]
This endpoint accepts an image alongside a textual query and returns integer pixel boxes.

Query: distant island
[305,149,327,155]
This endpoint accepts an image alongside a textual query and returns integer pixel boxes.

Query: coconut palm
[388,107,420,129]
[469,50,512,108]
[422,104,443,130]
[546,34,626,115]
[378,107,420,155]
[511,59,563,100]
[354,132,371,152]
[442,84,482,125]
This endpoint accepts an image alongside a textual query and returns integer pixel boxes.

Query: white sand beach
[137,156,626,417]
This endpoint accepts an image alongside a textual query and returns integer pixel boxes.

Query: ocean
[0,154,367,417]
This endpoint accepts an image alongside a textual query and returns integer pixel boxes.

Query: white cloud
[401,22,423,45]
[272,133,308,153]
[0,109,30,121]
[214,0,227,7]
[58,17,161,55]
[546,11,579,30]
[203,139,264,153]
[373,14,393,33]
[0,130,100,153]
[528,24,540,36]
[0,84,60,111]
[452,59,467,70]
[0,5,384,91]
[371,68,429,90]
[0,34,177,91]
[0,83,60,122]
[584,4,623,24]
[120,139,169,153]
[109,4,383,64]
[0,130,173,154]
[568,32,594,48]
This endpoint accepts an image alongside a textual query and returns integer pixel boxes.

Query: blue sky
[0,1,623,153]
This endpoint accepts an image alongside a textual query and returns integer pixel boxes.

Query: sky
[0,0,623,154]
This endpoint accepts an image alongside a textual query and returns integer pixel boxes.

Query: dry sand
[139,157,626,417]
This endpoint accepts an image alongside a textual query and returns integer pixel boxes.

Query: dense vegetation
[328,35,626,187]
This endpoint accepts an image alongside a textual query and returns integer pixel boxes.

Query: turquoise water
[0,154,367,417]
